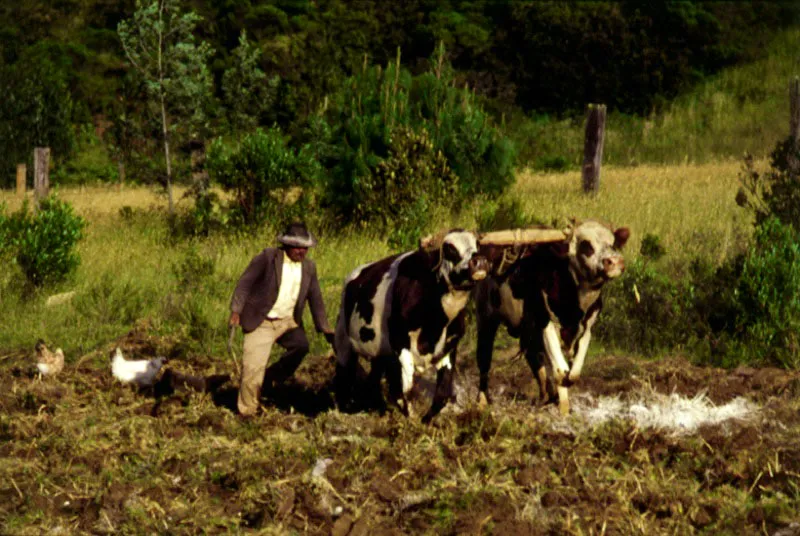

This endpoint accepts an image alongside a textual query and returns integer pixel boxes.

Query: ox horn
[419,230,450,251]
[479,228,567,246]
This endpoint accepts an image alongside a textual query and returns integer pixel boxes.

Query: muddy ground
[2,327,800,535]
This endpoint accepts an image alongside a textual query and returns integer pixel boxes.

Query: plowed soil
[2,330,799,535]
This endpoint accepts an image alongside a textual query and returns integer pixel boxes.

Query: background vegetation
[1,0,800,367]
[3,3,800,533]
[1,1,799,184]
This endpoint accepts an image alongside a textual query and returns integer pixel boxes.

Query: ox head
[422,230,490,289]
[566,220,630,284]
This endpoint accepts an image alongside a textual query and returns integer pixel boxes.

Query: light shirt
[267,251,303,319]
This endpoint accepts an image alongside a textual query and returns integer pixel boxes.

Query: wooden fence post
[789,77,800,175]
[582,104,607,195]
[34,147,51,211]
[16,164,26,197]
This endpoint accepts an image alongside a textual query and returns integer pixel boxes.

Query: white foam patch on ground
[572,391,759,435]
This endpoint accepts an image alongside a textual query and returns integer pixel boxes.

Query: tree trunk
[582,104,606,195]
[160,90,174,215]
[157,0,174,216]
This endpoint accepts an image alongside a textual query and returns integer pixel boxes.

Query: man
[229,222,334,417]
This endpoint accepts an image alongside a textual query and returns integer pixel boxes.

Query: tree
[117,0,213,215]
[0,56,75,183]
[221,30,278,135]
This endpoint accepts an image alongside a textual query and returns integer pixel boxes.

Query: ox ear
[614,227,630,249]
[419,234,434,251]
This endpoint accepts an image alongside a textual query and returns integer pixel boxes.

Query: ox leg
[333,340,358,413]
[568,311,598,385]
[476,317,500,407]
[422,352,455,424]
[524,347,554,406]
[366,356,388,413]
[542,322,572,415]
[385,356,410,417]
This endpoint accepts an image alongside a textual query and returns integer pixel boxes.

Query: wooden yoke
[478,228,567,246]
[419,228,567,251]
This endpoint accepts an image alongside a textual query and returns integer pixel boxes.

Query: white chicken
[111,347,166,387]
[35,339,64,378]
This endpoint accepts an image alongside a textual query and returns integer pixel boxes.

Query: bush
[598,233,711,356]
[52,127,118,185]
[737,137,800,231]
[0,203,20,261]
[0,54,76,184]
[373,126,459,249]
[9,197,86,287]
[76,272,150,327]
[207,127,322,228]
[310,45,516,230]
[410,45,517,196]
[599,258,692,356]
[725,218,800,368]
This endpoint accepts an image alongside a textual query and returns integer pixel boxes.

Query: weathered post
[789,77,800,175]
[34,147,51,211]
[16,164,26,197]
[582,104,607,195]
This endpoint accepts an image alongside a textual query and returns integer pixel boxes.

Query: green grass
[516,28,800,169]
[0,156,752,363]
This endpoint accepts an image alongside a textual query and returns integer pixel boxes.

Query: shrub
[640,233,666,261]
[76,272,150,327]
[410,45,517,196]
[736,136,800,230]
[726,218,800,368]
[52,128,118,185]
[0,203,18,261]
[599,258,692,356]
[173,246,216,293]
[0,55,76,184]
[311,45,516,230]
[207,127,322,228]
[365,127,457,222]
[12,197,86,287]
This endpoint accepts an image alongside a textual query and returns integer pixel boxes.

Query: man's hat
[277,222,317,248]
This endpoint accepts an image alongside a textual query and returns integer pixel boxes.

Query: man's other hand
[229,312,240,327]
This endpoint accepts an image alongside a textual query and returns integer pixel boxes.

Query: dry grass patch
[514,160,755,265]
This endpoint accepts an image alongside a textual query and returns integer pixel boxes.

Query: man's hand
[229,312,240,327]
[323,329,335,345]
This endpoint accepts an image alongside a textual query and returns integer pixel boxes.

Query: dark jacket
[230,248,332,334]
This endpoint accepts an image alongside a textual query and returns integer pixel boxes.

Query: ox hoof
[564,376,577,388]
[477,391,490,409]
[394,399,412,418]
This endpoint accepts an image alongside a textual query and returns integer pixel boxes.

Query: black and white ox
[475,220,630,415]
[334,230,490,423]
